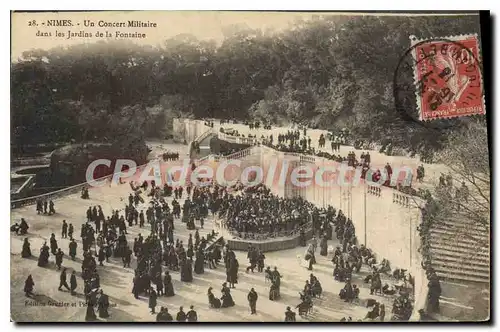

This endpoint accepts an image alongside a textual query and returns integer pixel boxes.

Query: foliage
[11,15,483,156]
[426,120,490,248]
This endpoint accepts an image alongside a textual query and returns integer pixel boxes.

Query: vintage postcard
[10,11,490,323]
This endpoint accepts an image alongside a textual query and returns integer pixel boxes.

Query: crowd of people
[162,151,180,161]
[295,202,417,322]
[15,166,427,322]
[219,184,314,239]
[35,199,56,215]
[17,178,236,321]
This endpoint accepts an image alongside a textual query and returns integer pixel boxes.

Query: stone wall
[227,227,314,253]
[172,118,207,143]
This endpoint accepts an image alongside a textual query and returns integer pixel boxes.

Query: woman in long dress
[97,290,110,318]
[163,271,175,297]
[319,236,328,256]
[24,275,34,296]
[194,250,205,274]
[37,242,49,267]
[220,283,235,308]
[181,259,193,282]
[226,257,238,288]
[21,238,31,258]
[85,289,98,321]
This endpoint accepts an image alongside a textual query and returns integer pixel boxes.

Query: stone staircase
[190,128,216,160]
[429,218,490,283]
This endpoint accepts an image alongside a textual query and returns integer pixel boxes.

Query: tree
[425,119,490,250]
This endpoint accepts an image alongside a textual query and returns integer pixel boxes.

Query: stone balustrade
[367,185,382,197]
[393,191,411,208]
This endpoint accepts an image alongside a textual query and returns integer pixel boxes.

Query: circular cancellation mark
[393,35,485,130]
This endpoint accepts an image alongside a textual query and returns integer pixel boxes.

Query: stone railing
[227,225,314,253]
[367,185,382,196]
[194,128,214,144]
[11,162,154,210]
[12,175,36,200]
[197,155,211,163]
[217,132,237,143]
[220,146,256,161]
[393,191,411,207]
[11,179,95,209]
[217,132,260,146]
[300,155,316,163]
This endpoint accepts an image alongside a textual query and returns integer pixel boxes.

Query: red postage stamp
[410,34,485,121]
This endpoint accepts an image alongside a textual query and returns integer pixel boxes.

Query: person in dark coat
[340,279,354,302]
[38,242,50,267]
[70,271,77,295]
[427,273,442,313]
[97,290,110,318]
[319,236,328,256]
[49,200,56,215]
[163,271,175,297]
[149,288,157,314]
[55,248,64,270]
[299,229,306,247]
[85,292,97,321]
[181,259,193,282]
[132,274,140,299]
[69,239,77,260]
[284,306,296,322]
[122,246,132,268]
[62,220,68,238]
[247,288,258,314]
[19,218,29,235]
[50,233,58,255]
[156,307,165,322]
[68,223,74,239]
[226,257,239,288]
[176,306,187,322]
[187,245,194,261]
[186,305,198,322]
[58,268,70,291]
[221,283,235,308]
[194,250,205,274]
[21,238,31,258]
[156,307,173,322]
[24,275,34,297]
[152,271,162,296]
[98,247,106,266]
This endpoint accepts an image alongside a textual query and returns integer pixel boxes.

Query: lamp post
[322,158,326,209]
[364,181,367,246]
[409,202,412,269]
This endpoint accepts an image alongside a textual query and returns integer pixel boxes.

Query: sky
[11,11,323,61]
[11,11,476,62]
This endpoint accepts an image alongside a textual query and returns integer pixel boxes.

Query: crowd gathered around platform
[219,184,314,239]
[14,168,440,322]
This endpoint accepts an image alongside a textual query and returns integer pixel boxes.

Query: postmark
[394,34,485,128]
